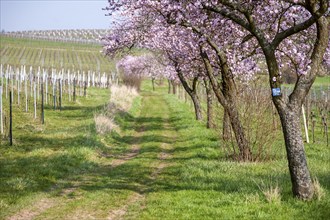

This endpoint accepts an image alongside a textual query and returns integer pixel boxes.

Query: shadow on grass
[1,90,329,220]
[114,111,170,133]
[0,102,111,203]
[44,104,106,118]
[0,92,176,203]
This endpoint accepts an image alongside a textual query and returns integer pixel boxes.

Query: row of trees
[102,0,329,200]
[116,54,176,91]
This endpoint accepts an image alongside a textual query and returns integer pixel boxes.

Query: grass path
[106,91,178,219]
[2,84,329,219]
[3,89,179,219]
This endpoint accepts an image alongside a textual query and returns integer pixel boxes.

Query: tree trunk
[264,11,329,201]
[175,67,203,121]
[265,51,315,199]
[275,103,314,200]
[226,103,252,161]
[191,92,203,121]
[171,80,176,94]
[223,110,231,141]
[167,79,171,94]
[200,48,252,161]
[152,78,155,91]
[204,79,214,129]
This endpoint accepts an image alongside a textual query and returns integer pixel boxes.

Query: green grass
[130,86,329,219]
[0,36,101,51]
[313,76,330,86]
[0,81,329,219]
[0,87,115,218]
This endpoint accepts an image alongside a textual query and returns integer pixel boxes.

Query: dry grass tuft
[109,84,139,112]
[94,114,118,135]
[94,84,138,134]
[255,179,281,204]
[263,184,281,204]
[313,177,325,201]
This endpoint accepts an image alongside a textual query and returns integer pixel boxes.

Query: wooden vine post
[5,71,8,99]
[34,82,37,119]
[0,86,3,135]
[311,111,316,143]
[73,77,76,102]
[53,77,57,111]
[37,70,40,100]
[41,81,44,124]
[302,105,309,143]
[9,91,13,146]
[45,72,48,105]
[84,81,87,97]
[11,73,14,104]
[25,73,28,112]
[17,68,20,106]
[58,78,62,110]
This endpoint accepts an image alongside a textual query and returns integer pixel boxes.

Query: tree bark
[276,103,313,199]
[226,101,252,161]
[191,92,203,121]
[223,110,231,141]
[171,80,176,94]
[204,79,215,128]
[264,49,315,199]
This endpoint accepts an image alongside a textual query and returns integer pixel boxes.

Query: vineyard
[0,36,114,73]
[0,34,119,145]
[1,29,110,45]
[0,63,115,142]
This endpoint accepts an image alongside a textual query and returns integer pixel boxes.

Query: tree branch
[272,0,328,48]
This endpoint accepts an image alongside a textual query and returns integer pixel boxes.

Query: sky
[0,0,112,32]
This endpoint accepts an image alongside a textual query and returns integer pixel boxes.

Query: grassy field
[0,81,329,219]
[0,36,115,73]
[314,75,330,86]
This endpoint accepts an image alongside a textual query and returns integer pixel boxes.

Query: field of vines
[0,35,120,145]
[0,63,115,144]
[0,36,114,73]
[1,29,110,45]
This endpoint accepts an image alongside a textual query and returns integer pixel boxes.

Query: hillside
[0,35,115,73]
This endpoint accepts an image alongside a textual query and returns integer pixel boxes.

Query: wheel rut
[106,93,177,220]
[7,91,177,220]
[6,198,56,220]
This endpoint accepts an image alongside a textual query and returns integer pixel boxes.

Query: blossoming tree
[103,0,330,200]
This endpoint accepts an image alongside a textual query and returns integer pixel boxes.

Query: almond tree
[198,0,329,200]
[116,54,175,91]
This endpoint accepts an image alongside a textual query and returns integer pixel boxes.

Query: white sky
[0,0,112,31]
